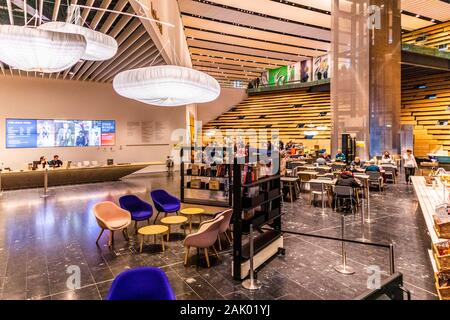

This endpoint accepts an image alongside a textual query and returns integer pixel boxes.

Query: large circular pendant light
[0,25,87,73]
[113,65,221,107]
[38,22,117,61]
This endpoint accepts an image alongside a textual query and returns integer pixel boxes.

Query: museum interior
[0,0,449,302]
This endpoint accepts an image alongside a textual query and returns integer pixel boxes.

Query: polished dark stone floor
[0,172,437,300]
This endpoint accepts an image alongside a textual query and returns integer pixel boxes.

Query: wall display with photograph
[300,59,312,83]
[6,118,116,148]
[268,65,288,85]
[313,54,330,81]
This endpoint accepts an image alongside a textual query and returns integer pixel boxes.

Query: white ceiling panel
[206,0,331,28]
[178,0,331,41]
[187,39,309,62]
[401,0,450,22]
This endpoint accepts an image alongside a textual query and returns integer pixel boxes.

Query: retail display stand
[232,155,284,281]
[180,146,233,207]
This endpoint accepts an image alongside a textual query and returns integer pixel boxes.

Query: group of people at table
[281,148,418,211]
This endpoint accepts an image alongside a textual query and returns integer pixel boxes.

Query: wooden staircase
[202,88,331,150]
[401,72,450,156]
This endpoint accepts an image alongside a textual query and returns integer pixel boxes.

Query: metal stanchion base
[40,193,50,198]
[242,279,262,290]
[334,264,355,275]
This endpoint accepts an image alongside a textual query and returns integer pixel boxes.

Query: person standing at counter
[403,149,418,185]
[39,156,47,169]
[48,155,63,168]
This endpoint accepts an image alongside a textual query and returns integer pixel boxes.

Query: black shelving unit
[232,156,284,280]
[180,146,233,207]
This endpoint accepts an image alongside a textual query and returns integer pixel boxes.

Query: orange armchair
[93,201,132,247]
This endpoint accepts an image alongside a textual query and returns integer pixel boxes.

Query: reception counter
[0,162,164,190]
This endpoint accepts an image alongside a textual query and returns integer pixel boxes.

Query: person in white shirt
[380,151,394,164]
[403,149,418,184]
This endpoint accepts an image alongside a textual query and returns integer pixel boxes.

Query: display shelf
[184,174,228,179]
[180,146,233,208]
[232,156,283,280]
[182,186,225,193]
[412,176,450,300]
[241,230,281,260]
[411,176,446,244]
[242,175,281,187]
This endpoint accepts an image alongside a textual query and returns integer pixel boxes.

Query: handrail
[260,226,395,274]
[247,78,331,95]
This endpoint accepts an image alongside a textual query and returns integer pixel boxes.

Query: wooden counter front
[0,162,163,190]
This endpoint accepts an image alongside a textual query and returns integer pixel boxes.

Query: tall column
[331,0,401,159]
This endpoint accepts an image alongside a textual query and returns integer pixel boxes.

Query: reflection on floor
[0,172,437,300]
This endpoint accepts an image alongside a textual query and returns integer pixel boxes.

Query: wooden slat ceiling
[0,0,165,82]
[178,0,450,87]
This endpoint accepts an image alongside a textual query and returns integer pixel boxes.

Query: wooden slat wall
[203,69,450,156]
[202,88,331,149]
[401,72,450,156]
[402,21,450,52]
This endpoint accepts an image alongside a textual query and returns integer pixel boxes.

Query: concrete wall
[197,87,247,125]
[0,76,186,171]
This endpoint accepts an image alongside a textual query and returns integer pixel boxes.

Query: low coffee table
[137,225,168,253]
[180,208,205,233]
[161,216,188,241]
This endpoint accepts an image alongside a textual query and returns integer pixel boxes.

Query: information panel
[6,119,116,148]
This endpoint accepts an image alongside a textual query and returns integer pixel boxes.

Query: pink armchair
[199,209,233,250]
[93,201,132,247]
[183,216,223,268]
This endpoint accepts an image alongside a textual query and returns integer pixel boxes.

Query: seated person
[365,160,380,172]
[351,157,364,168]
[322,152,332,162]
[380,151,394,164]
[280,152,287,176]
[336,170,362,188]
[48,155,63,168]
[334,170,361,211]
[335,149,346,162]
[316,156,327,166]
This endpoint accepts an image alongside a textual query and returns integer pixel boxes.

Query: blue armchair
[150,189,181,223]
[119,195,153,232]
[106,267,176,300]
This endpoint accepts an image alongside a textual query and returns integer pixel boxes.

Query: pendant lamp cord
[148,39,170,66]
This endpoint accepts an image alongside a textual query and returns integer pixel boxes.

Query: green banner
[268,66,288,85]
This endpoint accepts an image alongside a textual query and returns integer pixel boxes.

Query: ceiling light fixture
[38,22,117,61]
[0,25,86,73]
[113,65,221,107]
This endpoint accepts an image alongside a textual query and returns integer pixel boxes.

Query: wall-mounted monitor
[6,119,116,148]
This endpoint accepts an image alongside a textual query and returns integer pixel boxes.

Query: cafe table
[308,178,336,215]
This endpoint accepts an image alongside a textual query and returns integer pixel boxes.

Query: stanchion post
[321,182,326,216]
[389,243,395,275]
[334,214,355,275]
[355,197,367,242]
[242,224,262,290]
[40,168,50,198]
[0,169,3,197]
[365,181,375,224]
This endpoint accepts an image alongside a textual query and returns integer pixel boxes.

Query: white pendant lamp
[38,22,117,61]
[0,25,87,73]
[113,65,221,107]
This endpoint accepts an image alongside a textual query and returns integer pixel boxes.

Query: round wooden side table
[137,225,168,253]
[161,216,188,241]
